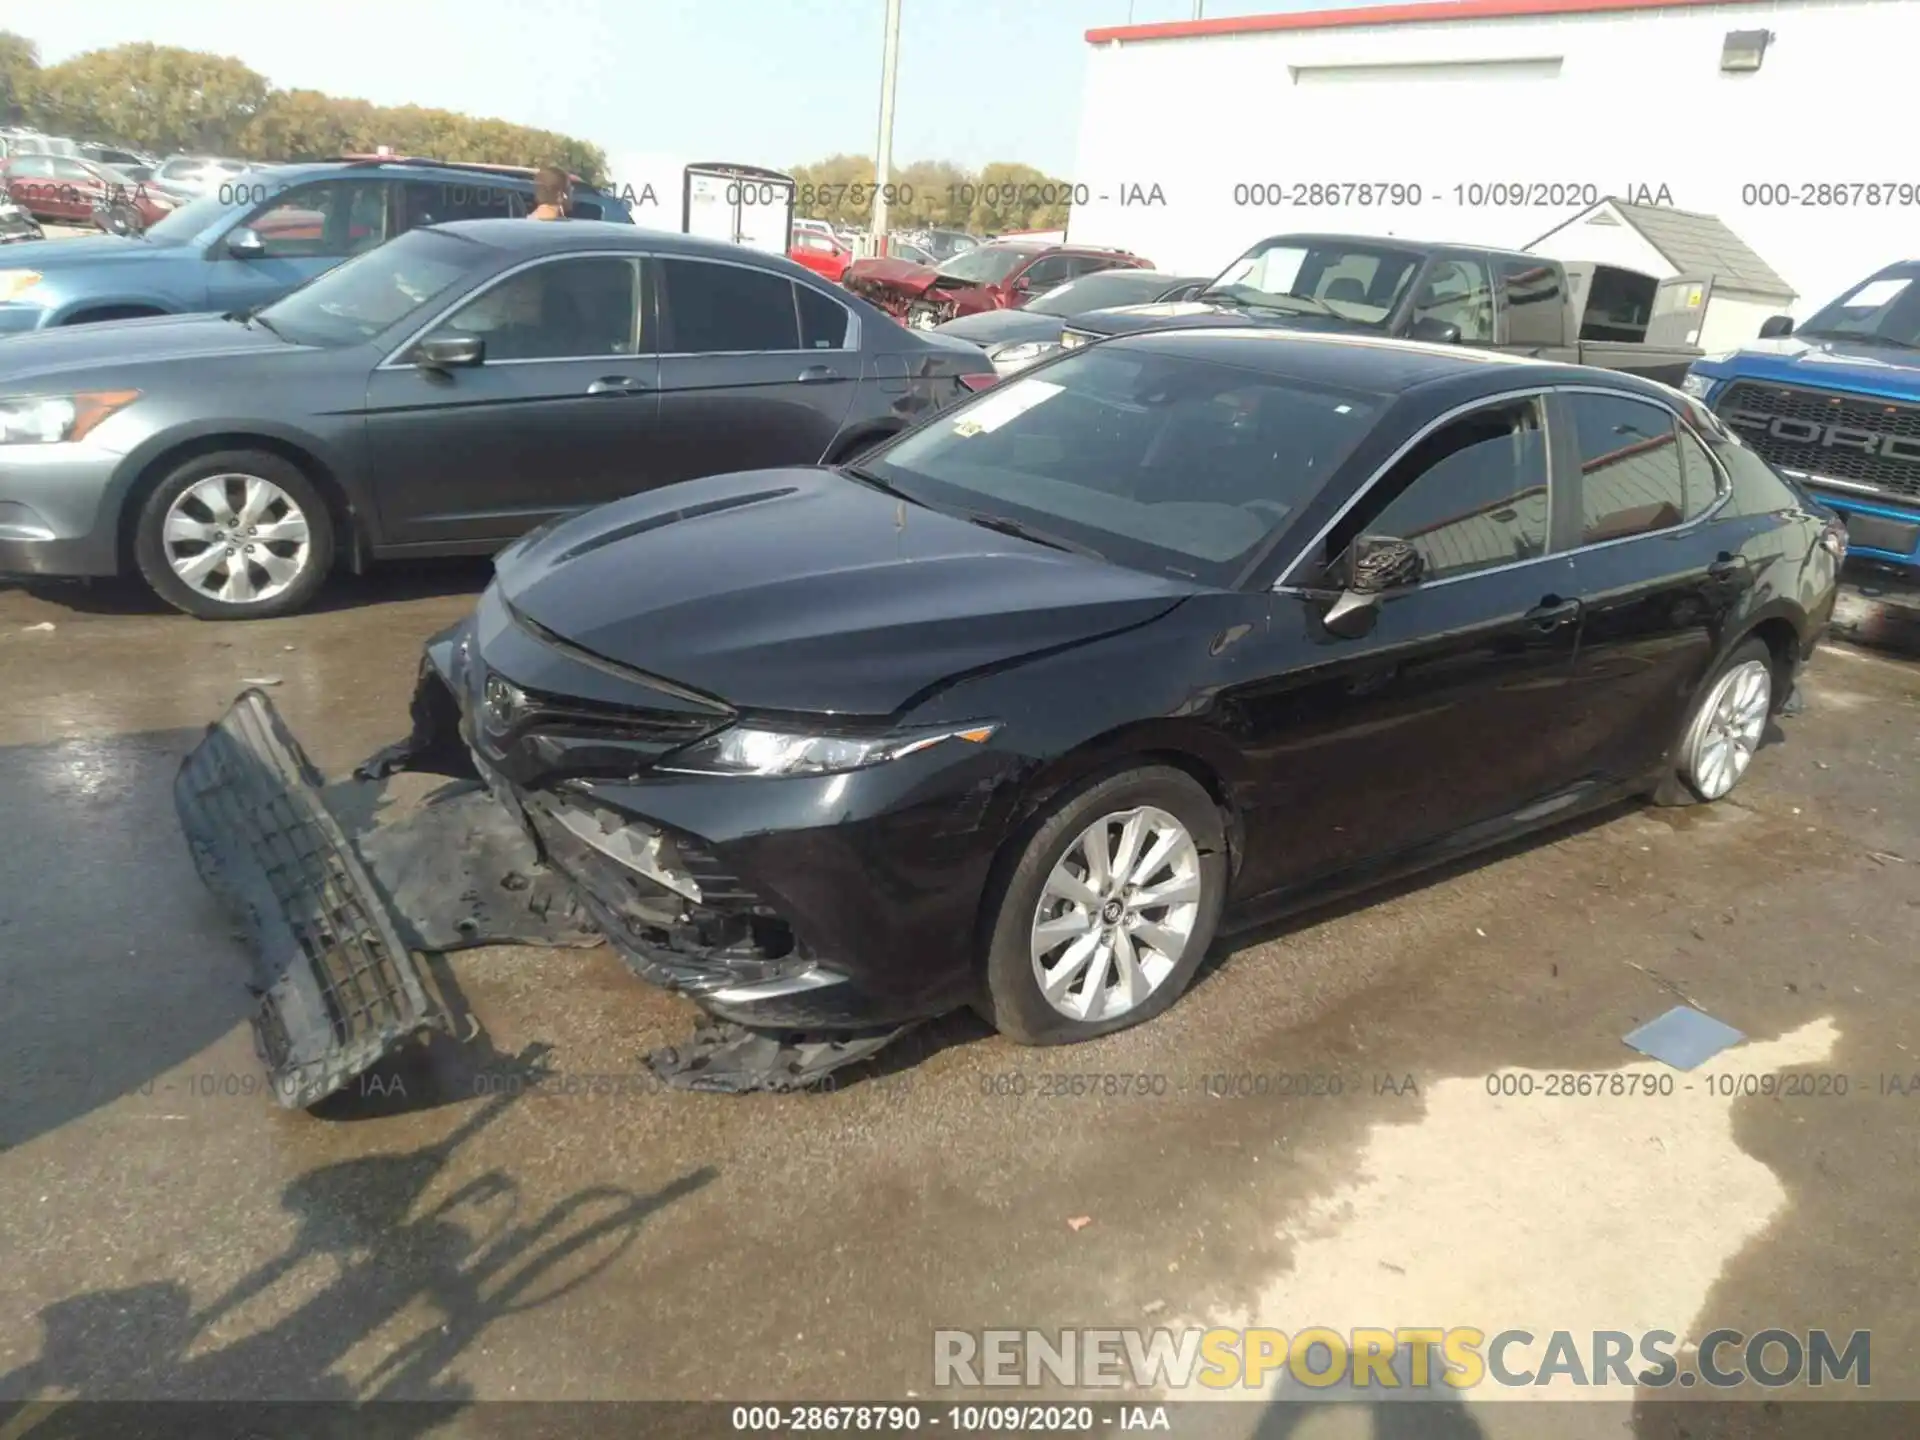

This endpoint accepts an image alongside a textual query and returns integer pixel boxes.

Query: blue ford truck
[1684,262,1920,578]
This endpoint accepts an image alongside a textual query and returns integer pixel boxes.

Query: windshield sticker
[951,379,1063,437]
[1843,278,1910,309]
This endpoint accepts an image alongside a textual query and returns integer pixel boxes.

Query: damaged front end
[175,613,918,1108]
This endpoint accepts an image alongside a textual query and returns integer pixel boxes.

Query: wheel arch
[116,431,358,573]
[977,728,1248,955]
[59,302,170,326]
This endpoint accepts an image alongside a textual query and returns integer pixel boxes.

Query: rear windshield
[864,346,1382,585]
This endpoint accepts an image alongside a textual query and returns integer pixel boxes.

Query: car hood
[1698,334,1920,399]
[493,468,1200,716]
[0,232,192,268]
[0,312,306,387]
[1067,299,1361,338]
[934,310,1061,346]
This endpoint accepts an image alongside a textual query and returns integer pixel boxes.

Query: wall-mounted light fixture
[1721,29,1773,73]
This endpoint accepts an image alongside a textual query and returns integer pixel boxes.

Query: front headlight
[0,390,141,445]
[0,270,44,303]
[1680,372,1718,400]
[987,340,1061,372]
[661,722,998,777]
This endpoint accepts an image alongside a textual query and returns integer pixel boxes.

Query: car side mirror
[1758,314,1794,339]
[1409,316,1462,345]
[225,226,266,259]
[416,335,485,369]
[1321,535,1424,640]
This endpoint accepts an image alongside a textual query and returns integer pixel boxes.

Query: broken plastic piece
[354,662,472,781]
[175,689,457,1108]
[647,1018,918,1093]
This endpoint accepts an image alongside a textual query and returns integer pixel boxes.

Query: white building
[1066,0,1915,321]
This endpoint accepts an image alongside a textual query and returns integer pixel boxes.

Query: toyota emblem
[483,675,524,729]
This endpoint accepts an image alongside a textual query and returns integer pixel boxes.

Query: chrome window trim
[378,249,647,370]
[1273,382,1731,594]
[655,253,860,356]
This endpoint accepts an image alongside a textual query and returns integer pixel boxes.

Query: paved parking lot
[0,568,1915,1436]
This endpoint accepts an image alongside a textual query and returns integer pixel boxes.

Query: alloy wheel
[161,473,312,607]
[1029,805,1202,1022]
[1683,658,1772,800]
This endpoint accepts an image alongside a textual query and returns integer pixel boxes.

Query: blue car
[0,157,631,335]
[1684,262,1920,578]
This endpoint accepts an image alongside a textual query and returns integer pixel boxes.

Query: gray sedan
[0,219,992,618]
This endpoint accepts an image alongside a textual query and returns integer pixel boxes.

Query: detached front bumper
[176,603,1015,1102]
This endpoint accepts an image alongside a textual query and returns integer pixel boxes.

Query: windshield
[1027,271,1172,317]
[934,246,1030,284]
[1206,238,1422,325]
[1797,268,1920,348]
[252,228,493,347]
[863,347,1381,584]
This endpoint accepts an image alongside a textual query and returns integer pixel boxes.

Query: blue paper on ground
[1623,1006,1746,1070]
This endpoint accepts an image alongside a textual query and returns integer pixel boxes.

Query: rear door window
[1566,392,1686,543]
[1494,257,1565,348]
[657,258,801,352]
[797,284,852,349]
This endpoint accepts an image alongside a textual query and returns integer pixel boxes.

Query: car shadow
[5,558,493,618]
[0,1058,717,1428]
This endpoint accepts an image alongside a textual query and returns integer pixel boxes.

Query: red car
[2,154,174,228]
[789,227,854,284]
[845,241,1151,329]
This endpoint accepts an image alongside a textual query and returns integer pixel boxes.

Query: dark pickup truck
[1057,232,1704,385]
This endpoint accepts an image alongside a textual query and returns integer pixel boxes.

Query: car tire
[977,765,1228,1045]
[1651,637,1775,806]
[133,450,335,620]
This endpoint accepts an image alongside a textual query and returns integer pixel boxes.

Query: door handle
[1524,595,1582,630]
[797,364,840,383]
[586,376,648,396]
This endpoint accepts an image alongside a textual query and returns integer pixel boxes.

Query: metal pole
[1192,1,1204,17]
[871,0,902,249]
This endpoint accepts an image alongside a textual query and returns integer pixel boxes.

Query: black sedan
[178,330,1842,1103]
[0,220,992,619]
[935,268,1207,376]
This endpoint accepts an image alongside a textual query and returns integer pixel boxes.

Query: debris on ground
[1067,1215,1093,1232]
[647,1019,920,1093]
[1622,1005,1745,1070]
[240,675,283,686]
[23,621,54,632]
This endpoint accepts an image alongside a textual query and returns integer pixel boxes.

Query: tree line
[0,33,608,183]
[790,154,1075,233]
[0,33,1073,229]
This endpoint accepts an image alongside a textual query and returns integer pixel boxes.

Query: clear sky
[19,0,1426,176]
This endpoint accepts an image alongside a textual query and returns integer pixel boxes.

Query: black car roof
[422,218,799,266]
[1109,327,1680,403]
